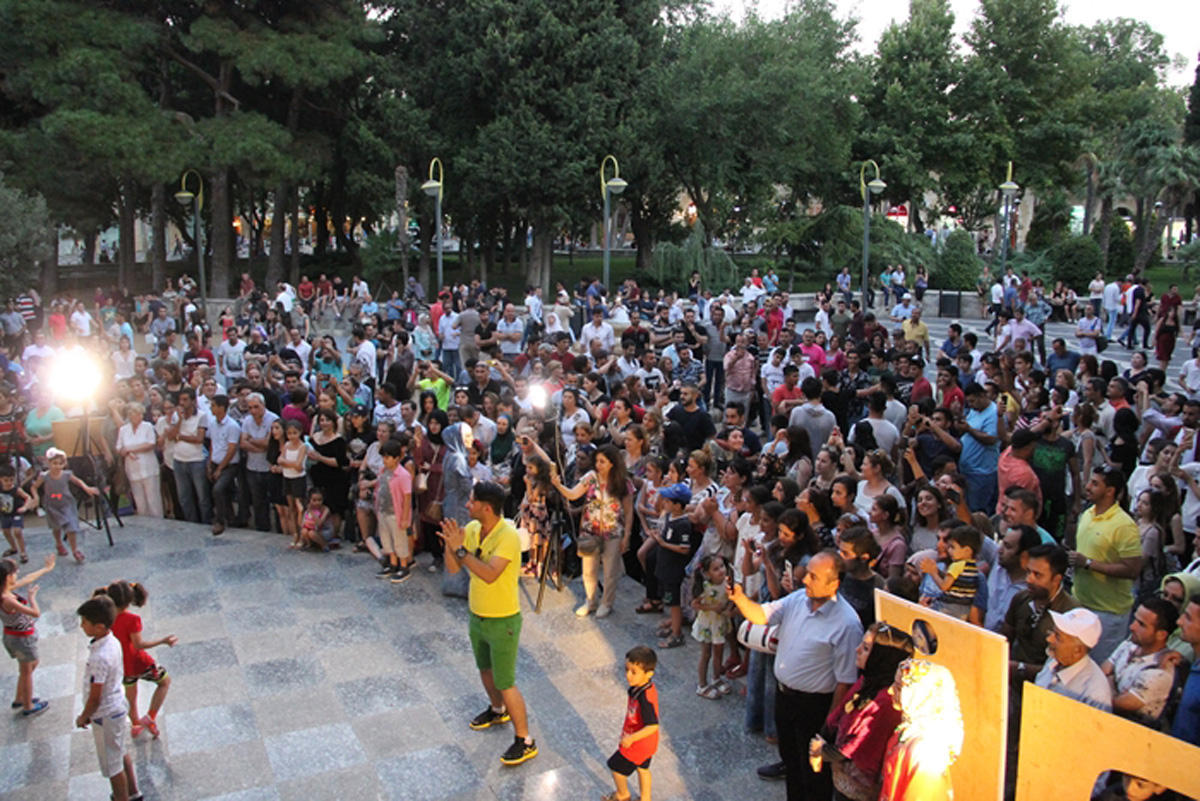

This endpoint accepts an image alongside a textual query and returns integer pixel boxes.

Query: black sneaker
[389,566,412,584]
[757,760,786,780]
[376,564,396,579]
[469,706,511,730]
[499,736,538,766]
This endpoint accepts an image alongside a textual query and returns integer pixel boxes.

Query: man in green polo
[439,481,537,766]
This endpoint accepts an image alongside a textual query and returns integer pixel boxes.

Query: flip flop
[72,550,85,563]
[634,600,662,614]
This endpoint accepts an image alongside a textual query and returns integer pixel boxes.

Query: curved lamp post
[860,160,886,308]
[998,162,1020,271]
[600,155,627,291]
[421,157,444,292]
[174,169,207,311]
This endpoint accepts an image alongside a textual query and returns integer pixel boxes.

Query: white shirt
[813,308,833,338]
[354,339,377,370]
[218,340,248,376]
[1077,315,1102,355]
[990,283,1004,305]
[288,338,312,367]
[1181,359,1200,398]
[116,421,158,482]
[70,310,92,336]
[580,321,615,353]
[473,415,497,448]
[173,411,207,463]
[274,290,294,313]
[85,632,128,719]
[1103,282,1122,311]
[352,279,369,299]
[21,343,55,367]
[760,361,785,396]
[112,350,137,380]
[439,313,461,349]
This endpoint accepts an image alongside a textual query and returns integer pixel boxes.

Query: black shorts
[656,570,684,607]
[284,476,308,500]
[608,750,651,776]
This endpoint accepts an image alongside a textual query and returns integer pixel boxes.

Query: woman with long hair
[783,426,814,488]
[854,450,904,518]
[551,444,634,618]
[870,495,908,581]
[811,623,915,801]
[797,487,838,549]
[623,425,651,478]
[909,485,950,552]
[810,446,841,492]
[265,418,293,539]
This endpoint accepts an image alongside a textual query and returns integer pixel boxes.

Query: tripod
[533,408,574,613]
[69,408,122,546]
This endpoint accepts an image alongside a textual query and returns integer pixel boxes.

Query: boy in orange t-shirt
[606,646,660,801]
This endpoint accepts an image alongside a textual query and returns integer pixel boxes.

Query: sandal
[18,553,28,564]
[725,662,748,680]
[72,550,85,563]
[714,677,733,696]
[55,544,68,556]
[1,548,14,557]
[656,635,685,649]
[696,683,721,700]
[634,600,662,614]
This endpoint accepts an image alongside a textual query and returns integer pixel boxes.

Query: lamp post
[600,155,627,292]
[859,160,886,308]
[174,170,207,312]
[997,162,1019,271]
[420,158,444,293]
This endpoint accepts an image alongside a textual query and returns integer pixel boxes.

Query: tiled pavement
[0,517,779,801]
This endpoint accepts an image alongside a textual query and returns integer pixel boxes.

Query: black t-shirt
[1031,436,1076,502]
[656,514,694,576]
[667,405,716,452]
[839,574,884,627]
[621,326,650,350]
[246,341,274,359]
[466,379,502,407]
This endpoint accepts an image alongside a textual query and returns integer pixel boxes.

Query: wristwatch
[455,546,468,560]
[1085,558,1093,570]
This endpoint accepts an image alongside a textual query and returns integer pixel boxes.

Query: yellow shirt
[463,517,522,618]
[1073,502,1142,615]
[902,318,930,346]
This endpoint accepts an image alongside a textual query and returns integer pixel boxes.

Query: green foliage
[358,229,401,286]
[935,229,983,290]
[1025,191,1071,251]
[1093,213,1135,276]
[0,174,51,298]
[651,221,739,290]
[1047,235,1103,288]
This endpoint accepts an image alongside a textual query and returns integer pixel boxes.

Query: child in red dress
[95,581,177,739]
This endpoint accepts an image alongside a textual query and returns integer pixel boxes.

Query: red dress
[111,611,155,678]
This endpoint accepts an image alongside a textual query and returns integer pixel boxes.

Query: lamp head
[999,180,1019,199]
[867,178,886,195]
[421,179,441,199]
[174,190,195,206]
[606,177,628,196]
[48,348,102,404]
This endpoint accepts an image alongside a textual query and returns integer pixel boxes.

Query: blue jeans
[440,349,460,383]
[963,471,997,515]
[173,459,212,524]
[1104,310,1119,340]
[744,649,778,739]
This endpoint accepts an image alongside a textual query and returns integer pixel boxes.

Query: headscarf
[1160,570,1200,598]
[427,409,449,445]
[442,421,472,480]
[490,414,515,465]
[893,659,963,776]
[545,313,567,335]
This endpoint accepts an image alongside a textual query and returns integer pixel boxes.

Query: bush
[935,229,983,290]
[1092,213,1134,277]
[1048,235,1103,292]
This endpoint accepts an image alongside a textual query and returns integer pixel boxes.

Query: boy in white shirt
[76,595,140,801]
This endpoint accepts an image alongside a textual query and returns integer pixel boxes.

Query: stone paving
[0,517,777,801]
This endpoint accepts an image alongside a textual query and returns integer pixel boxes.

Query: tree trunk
[630,204,655,273]
[1134,209,1168,274]
[209,167,231,297]
[1098,195,1114,271]
[314,183,327,257]
[150,182,167,292]
[1083,162,1096,236]
[395,165,410,290]
[417,211,432,292]
[83,229,96,266]
[117,178,136,290]
[517,221,529,280]
[267,183,288,287]
[42,226,58,298]
[530,227,554,295]
[288,188,300,285]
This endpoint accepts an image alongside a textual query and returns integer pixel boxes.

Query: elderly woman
[412,313,438,361]
[116,402,163,517]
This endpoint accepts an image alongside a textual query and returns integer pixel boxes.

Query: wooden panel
[1016,685,1200,800]
[875,590,1008,801]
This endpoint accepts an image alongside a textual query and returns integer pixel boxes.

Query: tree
[937,229,984,290]
[0,174,51,298]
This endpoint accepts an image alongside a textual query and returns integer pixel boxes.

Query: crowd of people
[1,262,1200,801]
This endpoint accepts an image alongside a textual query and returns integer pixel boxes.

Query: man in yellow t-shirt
[1067,467,1144,662]
[439,481,537,767]
[901,307,931,359]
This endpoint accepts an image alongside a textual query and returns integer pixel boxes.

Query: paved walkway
[0,518,773,801]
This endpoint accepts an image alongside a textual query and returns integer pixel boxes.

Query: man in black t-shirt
[836,526,886,627]
[666,385,716,453]
[1030,407,1077,539]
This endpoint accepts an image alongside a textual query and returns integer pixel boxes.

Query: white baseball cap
[1049,607,1102,649]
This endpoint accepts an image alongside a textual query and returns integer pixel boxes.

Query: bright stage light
[48,348,103,404]
[528,383,548,411]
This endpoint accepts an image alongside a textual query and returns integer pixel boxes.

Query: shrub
[935,229,983,290]
[1048,235,1104,292]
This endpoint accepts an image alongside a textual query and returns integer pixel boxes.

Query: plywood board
[875,589,1008,801]
[1016,684,1200,800]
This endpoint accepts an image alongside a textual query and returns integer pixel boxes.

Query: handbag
[415,471,429,494]
[737,619,779,654]
[575,533,601,556]
[425,499,443,522]
[1096,334,1108,353]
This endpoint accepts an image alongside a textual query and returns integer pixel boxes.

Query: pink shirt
[996,448,1042,515]
[799,343,826,368]
[388,464,413,529]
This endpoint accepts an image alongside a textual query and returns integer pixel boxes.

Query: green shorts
[468,612,522,690]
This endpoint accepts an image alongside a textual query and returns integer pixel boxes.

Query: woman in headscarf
[877,659,963,801]
[544,312,574,342]
[489,414,516,471]
[441,421,474,527]
[415,410,449,568]
[1160,571,1200,663]
[810,623,914,801]
[412,313,438,361]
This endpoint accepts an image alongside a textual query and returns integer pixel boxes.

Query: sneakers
[499,736,538,766]
[21,700,48,717]
[141,715,159,738]
[595,605,612,619]
[11,697,39,711]
[389,566,412,584]
[469,706,511,730]
[376,564,396,579]
[757,760,787,780]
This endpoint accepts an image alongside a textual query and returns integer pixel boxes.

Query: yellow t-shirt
[902,319,930,346]
[463,517,522,618]
[1073,503,1142,615]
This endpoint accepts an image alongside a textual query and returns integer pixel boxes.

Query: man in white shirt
[579,308,615,353]
[1102,279,1123,340]
[496,304,525,359]
[351,326,377,373]
[813,299,833,339]
[217,328,248,387]
[616,342,641,380]
[439,309,462,378]
[170,387,210,524]
[1034,607,1113,711]
[524,287,543,324]
[20,330,55,372]
[1180,355,1200,400]
[273,282,294,314]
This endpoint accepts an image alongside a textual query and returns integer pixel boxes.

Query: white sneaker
[595,605,612,619]
[575,603,593,617]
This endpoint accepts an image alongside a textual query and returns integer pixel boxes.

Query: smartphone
[784,559,794,579]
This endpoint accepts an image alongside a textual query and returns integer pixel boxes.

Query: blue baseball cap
[659,482,692,505]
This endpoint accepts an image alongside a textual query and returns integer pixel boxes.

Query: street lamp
[421,157,444,292]
[600,154,627,291]
[860,160,886,308]
[174,169,207,313]
[997,161,1020,271]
